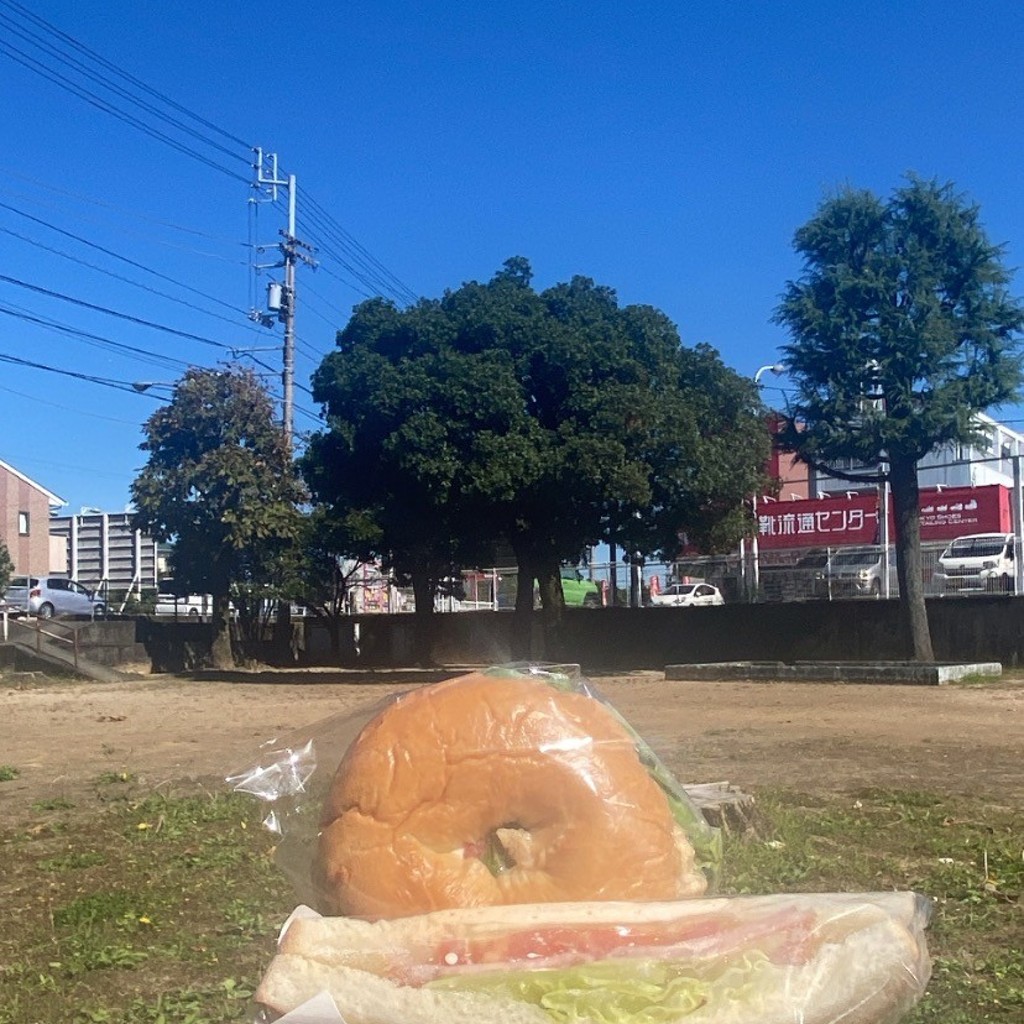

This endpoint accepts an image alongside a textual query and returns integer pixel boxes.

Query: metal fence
[342,532,1021,613]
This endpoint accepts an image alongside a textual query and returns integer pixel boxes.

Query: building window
[18,511,29,535]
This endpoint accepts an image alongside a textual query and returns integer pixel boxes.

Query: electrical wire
[0,350,167,394]
[1,1,417,311]
[0,1,412,426]
[0,223,256,335]
[2,187,250,264]
[0,0,252,178]
[0,273,247,353]
[0,0,250,149]
[0,381,144,425]
[300,190,418,305]
[0,165,249,245]
[0,302,194,372]
[0,37,249,183]
[0,198,248,301]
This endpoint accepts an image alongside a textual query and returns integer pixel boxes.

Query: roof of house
[0,457,66,507]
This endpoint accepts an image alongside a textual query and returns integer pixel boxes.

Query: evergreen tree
[775,176,1024,660]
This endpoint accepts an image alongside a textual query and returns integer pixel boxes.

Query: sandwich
[255,890,932,1024]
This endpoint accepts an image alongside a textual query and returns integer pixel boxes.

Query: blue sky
[3,0,1024,514]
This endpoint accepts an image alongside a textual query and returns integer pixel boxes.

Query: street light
[754,362,785,385]
[131,381,175,394]
[747,363,785,598]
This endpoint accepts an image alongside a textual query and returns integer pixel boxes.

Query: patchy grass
[0,765,20,781]
[722,789,1023,1023]
[0,780,289,1024]
[0,778,1020,1022]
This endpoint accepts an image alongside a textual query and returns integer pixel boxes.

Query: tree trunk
[326,615,340,658]
[410,570,436,666]
[272,600,292,664]
[536,557,567,661]
[889,455,935,662]
[209,591,235,669]
[511,559,536,660]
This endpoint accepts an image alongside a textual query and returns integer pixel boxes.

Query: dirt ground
[2,667,1022,822]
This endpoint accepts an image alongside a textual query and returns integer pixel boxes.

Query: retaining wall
[347,596,1024,670]
[69,595,1024,672]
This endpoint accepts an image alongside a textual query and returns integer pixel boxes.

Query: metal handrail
[6,614,81,672]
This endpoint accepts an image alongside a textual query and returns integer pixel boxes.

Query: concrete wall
[313,597,1024,670]
[115,595,1024,672]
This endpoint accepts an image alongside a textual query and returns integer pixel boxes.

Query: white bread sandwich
[255,891,931,1024]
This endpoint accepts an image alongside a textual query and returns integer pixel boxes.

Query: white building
[49,511,159,597]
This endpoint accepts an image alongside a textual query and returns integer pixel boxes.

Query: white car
[649,582,724,607]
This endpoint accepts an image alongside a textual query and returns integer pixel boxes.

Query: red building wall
[0,463,57,574]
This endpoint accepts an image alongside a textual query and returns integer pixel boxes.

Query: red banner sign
[917,484,1010,540]
[755,484,1011,550]
[756,495,879,550]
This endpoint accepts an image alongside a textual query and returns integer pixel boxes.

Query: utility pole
[250,149,317,450]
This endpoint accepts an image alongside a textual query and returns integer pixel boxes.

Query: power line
[0,381,143,426]
[0,273,245,353]
[300,190,419,305]
[0,302,194,372]
[0,350,166,395]
[0,0,252,179]
[0,36,249,183]
[1,1,413,427]
[0,222,255,336]
[2,1,416,310]
[0,0,250,149]
[2,186,250,262]
[0,165,249,245]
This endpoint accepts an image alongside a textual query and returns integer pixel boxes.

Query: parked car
[649,582,724,607]
[936,533,1015,594]
[2,575,106,618]
[791,549,887,598]
[154,579,213,620]
[825,549,886,598]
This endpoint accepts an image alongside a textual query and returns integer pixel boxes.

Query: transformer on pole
[249,148,317,449]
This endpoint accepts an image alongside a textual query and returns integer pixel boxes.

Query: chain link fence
[342,531,1020,613]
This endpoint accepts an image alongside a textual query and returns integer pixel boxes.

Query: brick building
[0,457,65,574]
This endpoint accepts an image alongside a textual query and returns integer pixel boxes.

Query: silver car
[2,575,106,618]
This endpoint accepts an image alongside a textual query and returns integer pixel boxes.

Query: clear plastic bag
[232,663,932,1024]
[254,891,933,1024]
[228,662,722,917]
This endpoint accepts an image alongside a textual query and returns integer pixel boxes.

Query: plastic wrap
[230,664,933,1023]
[228,662,722,916]
[254,892,933,1024]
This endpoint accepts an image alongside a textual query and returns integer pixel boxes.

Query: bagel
[314,671,705,919]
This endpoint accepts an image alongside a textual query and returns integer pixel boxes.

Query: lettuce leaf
[424,956,770,1024]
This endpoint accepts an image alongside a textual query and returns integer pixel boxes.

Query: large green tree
[302,296,521,660]
[131,367,304,668]
[774,175,1024,661]
[305,259,770,658]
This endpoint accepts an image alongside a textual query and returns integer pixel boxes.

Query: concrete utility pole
[251,149,317,449]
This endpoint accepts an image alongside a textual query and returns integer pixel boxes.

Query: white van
[154,579,212,620]
[936,533,1015,594]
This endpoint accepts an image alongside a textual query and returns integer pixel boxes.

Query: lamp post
[754,363,785,386]
[747,363,785,599]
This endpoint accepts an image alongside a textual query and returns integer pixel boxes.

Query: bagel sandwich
[314,671,718,918]
[256,890,932,1024]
